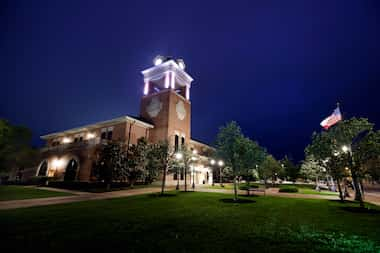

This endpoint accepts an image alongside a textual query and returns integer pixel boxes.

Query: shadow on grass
[340,206,380,214]
[328,199,356,204]
[148,193,177,198]
[219,198,256,204]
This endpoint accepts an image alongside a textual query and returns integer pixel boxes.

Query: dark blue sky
[1,0,380,161]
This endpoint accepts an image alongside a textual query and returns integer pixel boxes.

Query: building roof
[190,138,215,150]
[40,115,154,139]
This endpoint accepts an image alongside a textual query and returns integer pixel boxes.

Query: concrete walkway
[0,186,168,210]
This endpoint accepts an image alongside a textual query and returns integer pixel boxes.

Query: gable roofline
[40,115,154,140]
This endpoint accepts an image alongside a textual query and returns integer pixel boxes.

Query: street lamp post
[210,159,215,186]
[175,152,183,191]
[218,160,224,187]
[192,149,197,190]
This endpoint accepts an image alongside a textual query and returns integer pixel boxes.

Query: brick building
[37,56,214,186]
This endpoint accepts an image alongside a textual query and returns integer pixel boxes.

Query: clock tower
[140,56,193,149]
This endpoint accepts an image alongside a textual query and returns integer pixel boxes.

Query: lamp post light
[175,152,183,190]
[210,159,216,186]
[218,160,224,187]
[191,149,197,190]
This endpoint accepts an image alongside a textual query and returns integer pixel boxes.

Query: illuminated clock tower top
[139,56,193,145]
[141,56,194,100]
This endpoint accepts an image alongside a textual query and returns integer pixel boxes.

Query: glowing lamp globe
[175,152,183,160]
[153,55,164,66]
[177,59,186,70]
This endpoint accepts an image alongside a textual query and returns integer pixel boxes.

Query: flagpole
[337,102,342,120]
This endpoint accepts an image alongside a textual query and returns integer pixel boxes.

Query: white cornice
[41,116,154,140]
[141,60,194,87]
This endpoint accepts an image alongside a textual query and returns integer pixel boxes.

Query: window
[107,131,113,140]
[181,137,185,145]
[79,136,83,142]
[180,170,184,180]
[173,172,177,180]
[74,138,78,143]
[174,135,179,151]
[101,132,106,139]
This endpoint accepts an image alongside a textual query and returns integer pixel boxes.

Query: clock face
[176,100,186,120]
[146,97,162,118]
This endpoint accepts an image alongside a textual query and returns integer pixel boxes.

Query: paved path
[0,186,169,210]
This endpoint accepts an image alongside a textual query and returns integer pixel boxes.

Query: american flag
[320,107,342,130]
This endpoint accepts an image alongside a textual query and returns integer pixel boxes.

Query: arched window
[64,159,78,181]
[37,160,48,176]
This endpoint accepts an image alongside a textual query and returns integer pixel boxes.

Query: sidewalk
[0,186,168,210]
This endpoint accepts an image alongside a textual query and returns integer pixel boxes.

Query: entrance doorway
[64,159,78,181]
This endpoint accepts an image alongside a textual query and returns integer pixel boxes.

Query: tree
[177,144,198,192]
[305,117,380,206]
[300,155,326,185]
[93,141,127,190]
[0,119,38,173]
[281,156,299,183]
[305,129,347,201]
[127,137,149,187]
[258,155,282,186]
[149,141,176,195]
[239,137,266,193]
[215,121,265,201]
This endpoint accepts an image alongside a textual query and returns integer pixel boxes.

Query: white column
[164,72,170,88]
[186,85,190,100]
[171,71,176,89]
[143,80,149,95]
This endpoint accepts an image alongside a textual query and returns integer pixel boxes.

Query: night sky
[2,0,380,161]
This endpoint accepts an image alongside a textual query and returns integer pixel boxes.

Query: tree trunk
[161,165,167,195]
[233,176,238,201]
[336,178,344,202]
[351,171,364,207]
[246,180,250,196]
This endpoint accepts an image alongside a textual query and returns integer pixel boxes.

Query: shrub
[239,183,260,191]
[279,185,298,193]
[28,176,50,186]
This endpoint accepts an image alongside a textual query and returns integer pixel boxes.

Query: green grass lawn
[1,192,379,252]
[0,185,72,201]
[298,187,339,196]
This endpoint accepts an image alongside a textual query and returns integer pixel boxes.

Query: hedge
[279,185,299,193]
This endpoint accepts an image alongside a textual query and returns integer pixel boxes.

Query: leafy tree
[177,144,198,192]
[93,141,127,190]
[215,121,265,200]
[258,155,282,186]
[239,137,266,193]
[149,141,177,195]
[281,156,299,183]
[127,137,149,187]
[305,117,380,206]
[0,119,38,173]
[300,155,326,184]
